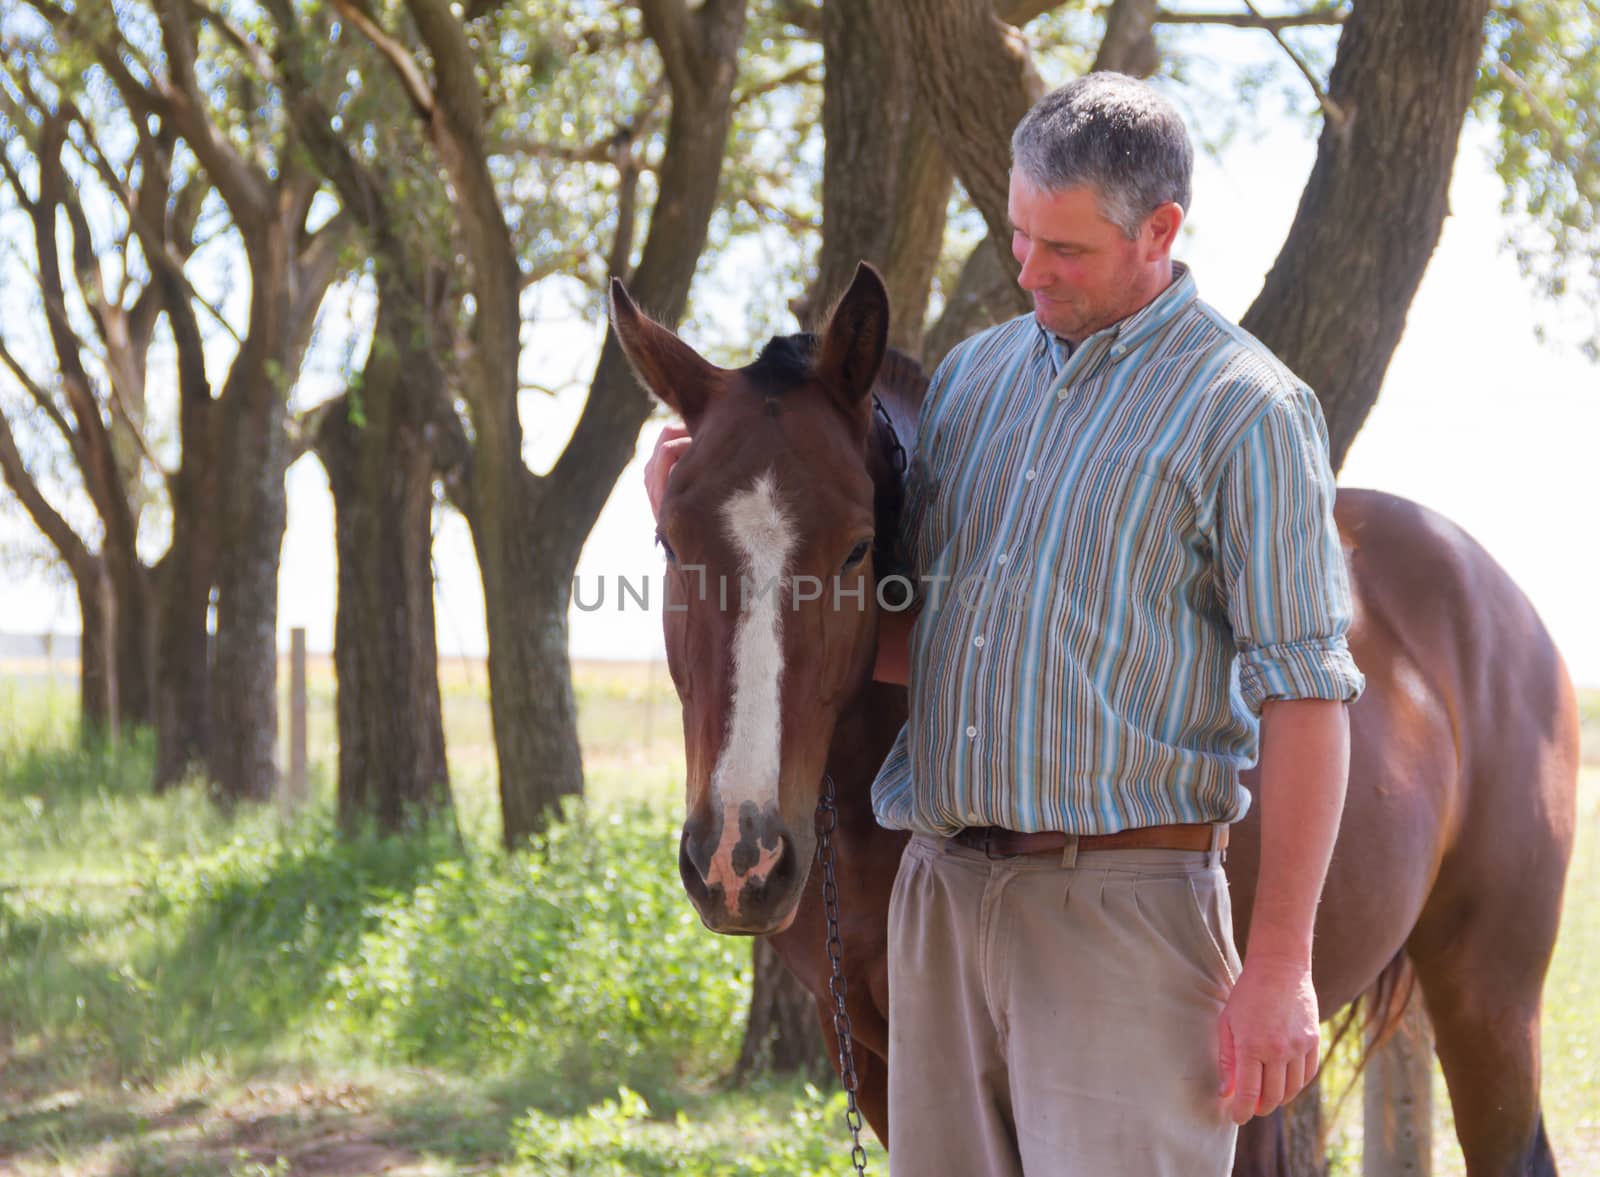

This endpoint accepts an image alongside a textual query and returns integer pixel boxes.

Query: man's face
[1007,174,1150,343]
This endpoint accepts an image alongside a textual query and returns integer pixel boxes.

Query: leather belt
[949,822,1227,859]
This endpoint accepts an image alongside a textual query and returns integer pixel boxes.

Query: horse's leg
[815,1006,890,1147]
[1408,909,1561,1176]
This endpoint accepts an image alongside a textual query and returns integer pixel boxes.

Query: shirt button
[965,725,978,739]
[1056,388,1068,401]
[1024,469,1037,481]
[997,553,1009,565]
[973,635,985,648]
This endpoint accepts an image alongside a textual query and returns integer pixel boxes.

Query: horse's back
[1336,489,1578,978]
[1337,487,1578,830]
[1225,488,1578,1010]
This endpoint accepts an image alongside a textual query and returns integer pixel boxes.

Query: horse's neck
[827,678,907,822]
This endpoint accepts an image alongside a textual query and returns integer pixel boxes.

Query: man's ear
[815,262,890,431]
[1143,201,1185,260]
[610,279,726,429]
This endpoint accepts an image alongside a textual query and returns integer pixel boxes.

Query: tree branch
[733,59,820,107]
[1093,0,1160,76]
[108,379,172,479]
[607,160,642,280]
[1490,58,1572,162]
[1155,5,1347,28]
[770,0,820,35]
[328,0,437,121]
[1000,0,1068,23]
[0,336,80,460]
[187,0,279,82]
[635,0,702,102]
[0,404,93,572]
[1240,0,1347,128]
[151,0,275,220]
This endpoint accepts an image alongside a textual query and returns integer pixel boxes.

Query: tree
[882,0,1593,465]
[330,0,753,846]
[0,73,165,739]
[268,0,458,832]
[17,0,350,797]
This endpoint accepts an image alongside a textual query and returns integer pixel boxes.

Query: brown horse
[610,263,1579,1176]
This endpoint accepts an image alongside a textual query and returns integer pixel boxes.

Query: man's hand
[644,423,691,522]
[1217,956,1321,1124]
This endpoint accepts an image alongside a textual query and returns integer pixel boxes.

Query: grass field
[1,659,1596,1175]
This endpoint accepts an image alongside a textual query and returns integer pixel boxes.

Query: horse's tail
[1321,949,1417,1129]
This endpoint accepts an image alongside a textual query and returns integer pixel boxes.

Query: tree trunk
[210,331,290,803]
[153,530,215,788]
[736,939,829,1079]
[152,270,218,790]
[922,231,1028,368]
[885,0,1045,273]
[808,0,953,354]
[473,490,585,848]
[1238,0,1491,471]
[319,294,453,835]
[110,559,156,729]
[75,561,115,743]
[472,2,750,846]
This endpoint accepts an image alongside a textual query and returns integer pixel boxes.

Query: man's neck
[1062,259,1177,347]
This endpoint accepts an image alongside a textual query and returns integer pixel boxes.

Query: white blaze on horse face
[704,470,793,897]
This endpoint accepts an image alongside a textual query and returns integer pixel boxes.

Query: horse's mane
[869,348,929,588]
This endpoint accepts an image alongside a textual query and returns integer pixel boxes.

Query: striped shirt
[871,263,1365,837]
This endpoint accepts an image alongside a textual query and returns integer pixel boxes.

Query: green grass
[0,668,1595,1175]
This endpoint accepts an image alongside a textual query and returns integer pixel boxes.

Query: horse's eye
[843,539,872,569]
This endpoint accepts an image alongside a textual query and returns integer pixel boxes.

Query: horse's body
[612,266,1578,1176]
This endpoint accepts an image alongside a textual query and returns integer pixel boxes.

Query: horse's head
[611,264,892,935]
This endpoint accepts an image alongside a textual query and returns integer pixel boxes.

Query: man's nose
[1016,244,1048,291]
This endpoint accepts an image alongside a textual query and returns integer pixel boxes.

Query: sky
[2,60,1596,687]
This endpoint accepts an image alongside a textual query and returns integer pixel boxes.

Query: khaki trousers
[887,832,1241,1176]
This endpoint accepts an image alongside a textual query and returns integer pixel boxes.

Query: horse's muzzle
[679,807,808,934]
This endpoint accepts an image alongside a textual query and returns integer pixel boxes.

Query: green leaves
[1476,0,1600,358]
[325,799,752,1098]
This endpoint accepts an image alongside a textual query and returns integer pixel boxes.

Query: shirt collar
[1034,261,1198,371]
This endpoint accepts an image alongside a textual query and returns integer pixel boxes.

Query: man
[647,73,1362,1176]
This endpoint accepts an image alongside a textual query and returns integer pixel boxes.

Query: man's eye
[655,532,677,563]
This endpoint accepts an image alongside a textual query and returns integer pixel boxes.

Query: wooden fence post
[1363,986,1434,1177]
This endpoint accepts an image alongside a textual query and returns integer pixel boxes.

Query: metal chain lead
[871,393,907,480]
[817,772,870,1175]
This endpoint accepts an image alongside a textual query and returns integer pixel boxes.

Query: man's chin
[1032,303,1081,339]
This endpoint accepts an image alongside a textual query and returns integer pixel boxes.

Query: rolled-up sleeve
[1214,383,1365,716]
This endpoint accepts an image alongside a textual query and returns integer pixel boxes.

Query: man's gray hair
[1011,73,1194,239]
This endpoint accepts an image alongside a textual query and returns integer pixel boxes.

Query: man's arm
[1209,382,1364,1124]
[1218,697,1349,1124]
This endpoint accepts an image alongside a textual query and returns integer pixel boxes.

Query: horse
[609,262,1579,1176]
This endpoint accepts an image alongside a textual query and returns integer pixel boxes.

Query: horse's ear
[816,262,889,421]
[610,279,725,429]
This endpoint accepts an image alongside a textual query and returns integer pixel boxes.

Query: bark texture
[318,312,452,833]
[885,0,1043,286]
[1239,0,1491,470]
[809,0,952,355]
[272,4,457,832]
[736,938,829,1078]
